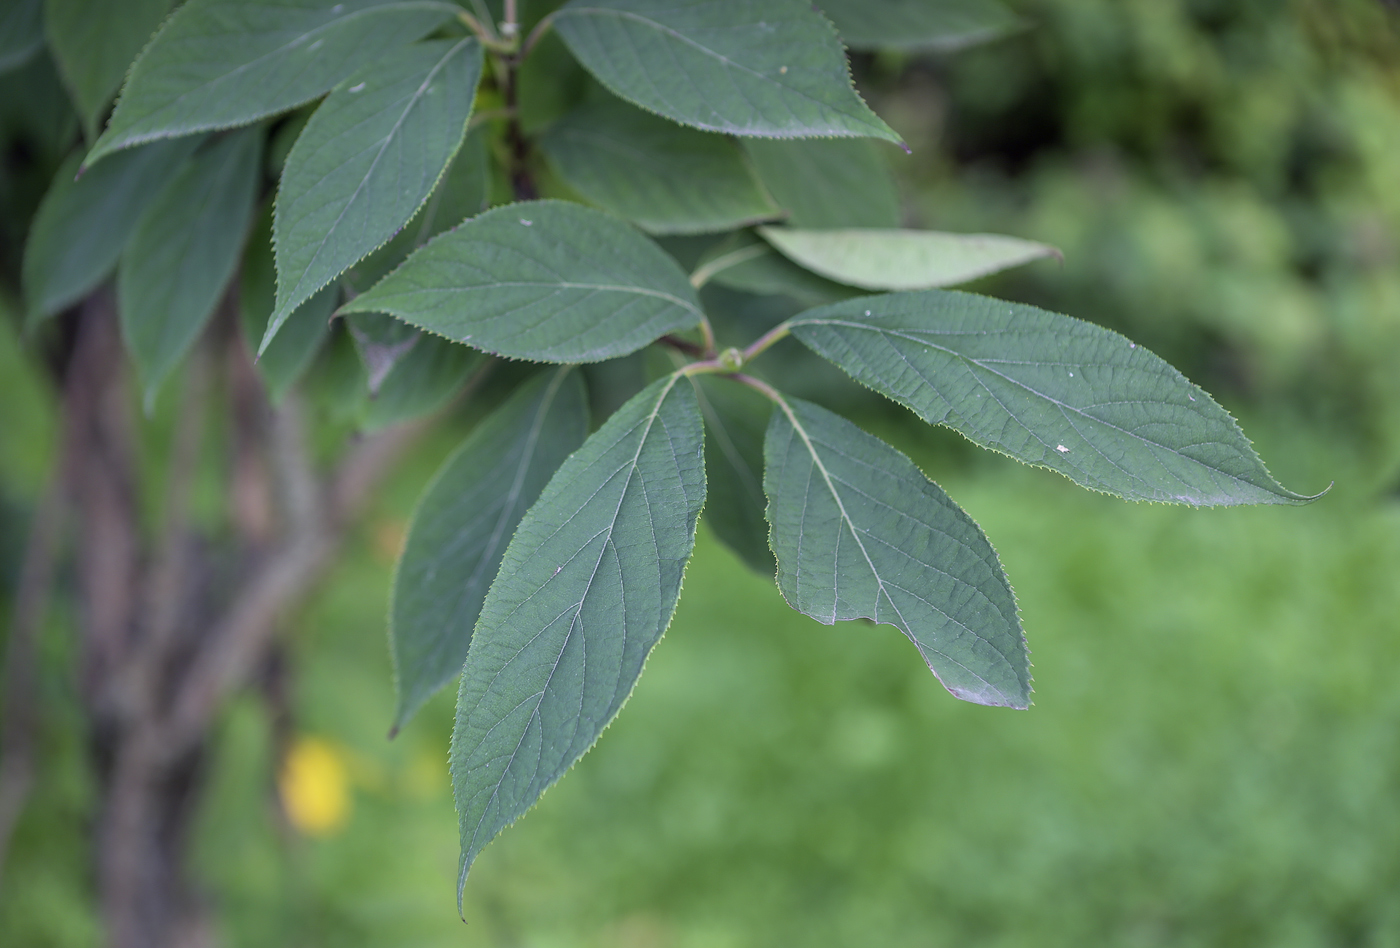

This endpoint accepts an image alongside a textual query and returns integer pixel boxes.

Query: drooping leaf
[22,136,202,321]
[695,231,858,307]
[239,203,332,402]
[118,128,261,405]
[0,0,43,73]
[84,0,456,168]
[763,394,1028,707]
[759,226,1059,291]
[744,138,901,229]
[392,367,588,732]
[552,0,900,143]
[789,291,1322,505]
[694,376,774,575]
[44,0,171,139]
[451,373,705,897]
[539,98,781,235]
[819,0,1021,52]
[270,38,483,341]
[360,331,480,430]
[341,200,704,363]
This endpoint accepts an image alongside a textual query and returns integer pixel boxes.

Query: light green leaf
[269,38,483,342]
[694,376,774,575]
[539,99,780,235]
[23,135,203,321]
[789,291,1322,505]
[744,138,901,229]
[360,331,480,430]
[759,226,1059,290]
[0,0,43,73]
[45,0,171,139]
[341,200,704,363]
[118,128,261,406]
[763,394,1028,707]
[552,0,901,143]
[451,373,705,897]
[239,203,332,403]
[392,368,588,732]
[696,231,858,307]
[819,0,1021,52]
[84,0,456,168]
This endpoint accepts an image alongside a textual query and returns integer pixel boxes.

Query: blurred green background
[4,0,1400,945]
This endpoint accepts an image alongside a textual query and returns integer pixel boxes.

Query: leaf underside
[341,200,703,363]
[451,374,706,901]
[790,291,1319,505]
[819,0,1022,52]
[553,0,900,143]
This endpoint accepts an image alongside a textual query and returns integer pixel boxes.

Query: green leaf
[763,393,1028,707]
[118,128,262,406]
[23,135,203,321]
[694,376,774,575]
[552,0,900,143]
[360,331,480,430]
[758,226,1059,291]
[392,368,589,732]
[269,38,483,341]
[44,0,171,140]
[696,231,858,307]
[539,98,780,235]
[239,203,332,403]
[789,291,1322,505]
[451,373,705,897]
[84,0,457,168]
[819,0,1021,52]
[346,311,419,392]
[0,0,43,73]
[744,138,901,229]
[341,200,704,363]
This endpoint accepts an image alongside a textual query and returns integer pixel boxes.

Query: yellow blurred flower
[279,736,351,837]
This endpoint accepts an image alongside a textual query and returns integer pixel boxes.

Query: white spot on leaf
[520,219,533,226]
[1056,444,1070,453]
[348,82,366,93]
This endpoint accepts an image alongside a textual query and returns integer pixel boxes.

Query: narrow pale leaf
[694,377,774,575]
[23,136,202,320]
[764,394,1028,707]
[553,0,900,143]
[759,226,1058,290]
[539,99,780,235]
[451,374,705,897]
[341,200,704,363]
[84,0,456,168]
[819,0,1021,52]
[790,291,1321,505]
[118,128,261,405]
[45,0,170,139]
[392,368,589,732]
[745,138,901,229]
[0,0,43,73]
[270,38,482,339]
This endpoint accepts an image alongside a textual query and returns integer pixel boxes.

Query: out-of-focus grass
[186,409,1400,948]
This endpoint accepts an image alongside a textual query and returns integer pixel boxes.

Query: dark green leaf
[118,128,261,405]
[45,0,171,139]
[819,0,1021,52]
[745,138,901,229]
[553,0,900,143]
[84,0,457,168]
[392,368,588,732]
[790,291,1321,505]
[694,376,774,575]
[451,373,705,897]
[360,331,480,430]
[23,136,202,321]
[341,200,704,363]
[269,38,483,342]
[758,226,1058,290]
[539,99,780,235]
[346,310,419,393]
[0,0,43,73]
[695,231,858,307]
[763,394,1028,707]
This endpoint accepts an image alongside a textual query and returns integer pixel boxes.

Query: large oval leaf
[539,98,780,235]
[44,0,171,139]
[270,38,482,339]
[341,200,704,363]
[759,226,1059,290]
[552,0,900,143]
[819,0,1021,52]
[451,373,705,897]
[764,394,1028,708]
[118,128,262,406]
[789,291,1321,505]
[84,0,456,168]
[392,367,588,733]
[744,138,901,228]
